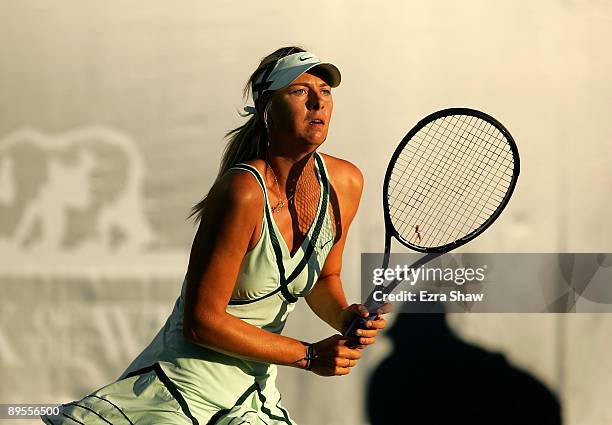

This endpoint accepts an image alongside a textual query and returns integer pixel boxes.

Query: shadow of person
[367,308,562,425]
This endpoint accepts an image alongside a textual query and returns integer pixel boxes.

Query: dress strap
[229,164,268,199]
[226,164,292,304]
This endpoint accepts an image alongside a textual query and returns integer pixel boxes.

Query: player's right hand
[309,335,361,376]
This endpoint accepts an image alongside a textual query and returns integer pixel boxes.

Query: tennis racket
[345,107,520,337]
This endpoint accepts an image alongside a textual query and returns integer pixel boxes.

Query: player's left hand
[339,303,392,349]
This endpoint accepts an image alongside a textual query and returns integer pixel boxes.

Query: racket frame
[383,107,520,254]
[344,108,520,338]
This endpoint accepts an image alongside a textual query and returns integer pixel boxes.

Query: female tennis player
[43,46,388,425]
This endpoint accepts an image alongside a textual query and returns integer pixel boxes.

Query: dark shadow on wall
[367,310,562,425]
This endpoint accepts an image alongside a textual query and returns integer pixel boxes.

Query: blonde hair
[189,46,306,221]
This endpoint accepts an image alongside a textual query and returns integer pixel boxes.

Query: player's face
[267,70,333,152]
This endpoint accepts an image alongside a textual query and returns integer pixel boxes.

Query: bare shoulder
[208,165,265,211]
[319,152,364,195]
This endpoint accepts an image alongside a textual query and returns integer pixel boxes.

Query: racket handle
[344,312,378,338]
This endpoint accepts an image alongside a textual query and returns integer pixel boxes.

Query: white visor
[252,51,341,102]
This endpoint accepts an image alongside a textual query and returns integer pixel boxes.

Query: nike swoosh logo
[299,55,314,61]
[318,239,333,250]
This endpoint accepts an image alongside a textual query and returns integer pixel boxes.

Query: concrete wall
[1,1,611,423]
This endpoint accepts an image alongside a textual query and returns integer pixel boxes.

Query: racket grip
[344,312,378,338]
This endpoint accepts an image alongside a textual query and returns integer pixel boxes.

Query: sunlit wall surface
[1,1,611,424]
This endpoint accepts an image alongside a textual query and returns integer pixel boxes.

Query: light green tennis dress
[42,152,335,425]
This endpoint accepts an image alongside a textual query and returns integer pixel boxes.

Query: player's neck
[265,151,315,193]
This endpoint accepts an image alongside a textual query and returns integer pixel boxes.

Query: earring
[263,101,272,130]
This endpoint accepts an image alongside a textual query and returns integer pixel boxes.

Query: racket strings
[409,117,513,245]
[406,119,512,246]
[387,114,515,248]
[423,117,508,241]
[432,120,511,244]
[392,116,477,237]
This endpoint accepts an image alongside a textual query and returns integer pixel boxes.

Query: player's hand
[339,303,392,349]
[309,335,361,376]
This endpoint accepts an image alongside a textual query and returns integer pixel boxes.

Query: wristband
[305,344,316,370]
